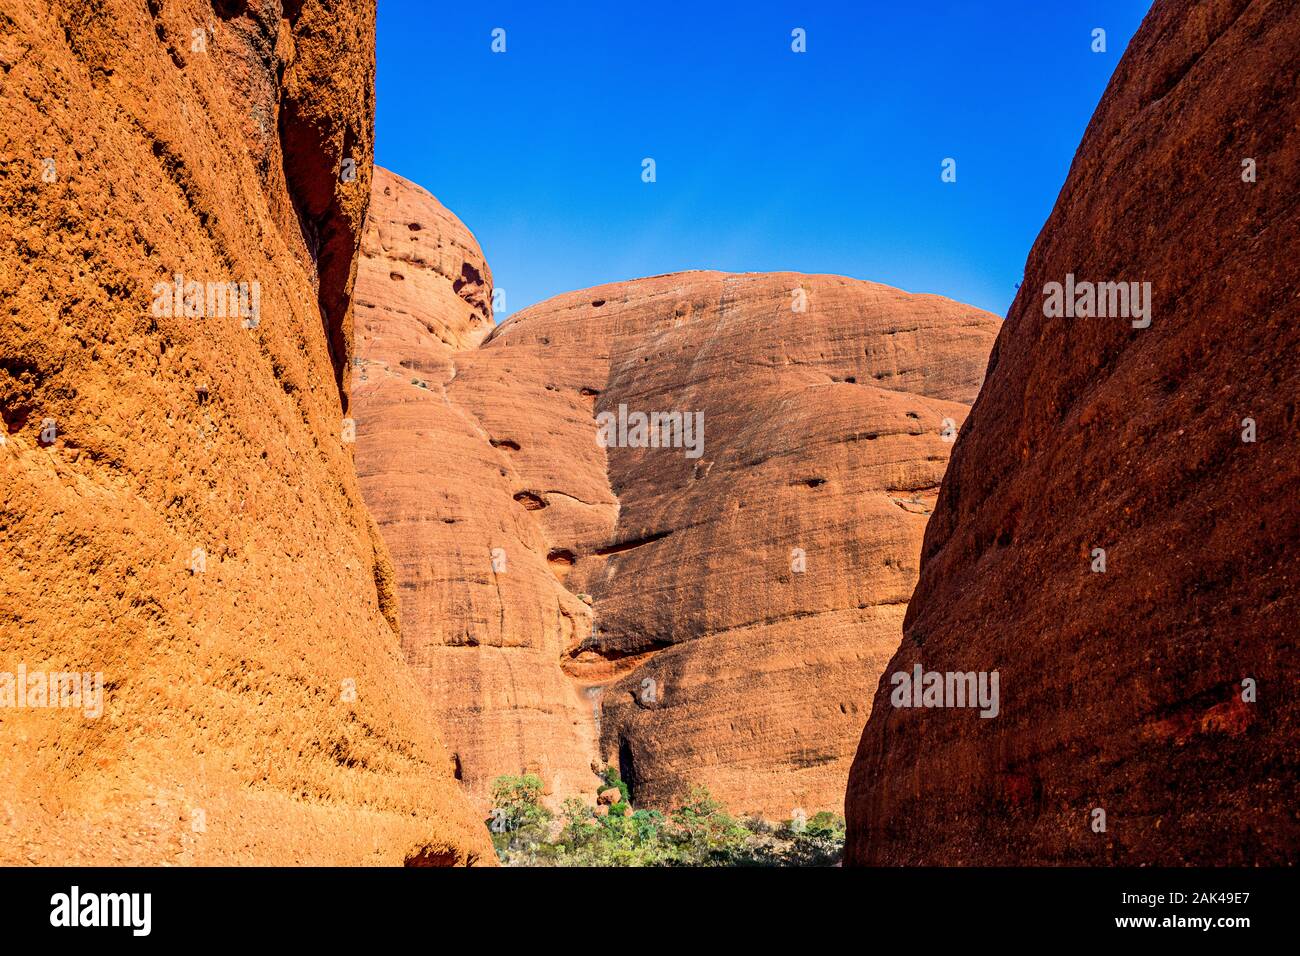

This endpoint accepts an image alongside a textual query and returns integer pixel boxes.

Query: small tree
[486,774,552,862]
[778,810,846,866]
[560,797,600,849]
[668,785,748,865]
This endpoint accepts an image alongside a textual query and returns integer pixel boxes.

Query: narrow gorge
[1,0,1293,876]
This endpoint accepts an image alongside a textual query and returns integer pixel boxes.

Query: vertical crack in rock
[277,0,374,412]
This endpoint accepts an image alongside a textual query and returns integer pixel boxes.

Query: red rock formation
[845,0,1299,865]
[353,167,603,807]
[353,177,1000,816]
[0,1,490,865]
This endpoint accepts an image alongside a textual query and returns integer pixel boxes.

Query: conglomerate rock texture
[0,0,491,865]
[353,167,999,816]
[846,0,1299,865]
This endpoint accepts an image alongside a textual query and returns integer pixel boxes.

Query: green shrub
[482,772,845,867]
[600,766,631,805]
[664,785,750,865]
[486,774,552,863]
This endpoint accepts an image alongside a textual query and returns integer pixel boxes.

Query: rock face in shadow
[0,1,491,865]
[845,0,1299,865]
[353,173,1000,816]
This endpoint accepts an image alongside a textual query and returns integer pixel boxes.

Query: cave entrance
[617,737,638,804]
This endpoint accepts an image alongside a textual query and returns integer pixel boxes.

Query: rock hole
[453,261,482,295]
[212,0,247,19]
[513,491,547,511]
[594,530,673,556]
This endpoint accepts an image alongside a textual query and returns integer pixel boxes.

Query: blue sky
[375,0,1152,320]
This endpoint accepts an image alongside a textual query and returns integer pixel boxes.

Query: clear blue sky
[375,0,1152,320]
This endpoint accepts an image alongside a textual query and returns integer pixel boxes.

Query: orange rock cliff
[0,0,491,864]
[845,0,1299,865]
[9,0,1275,868]
[353,166,1000,817]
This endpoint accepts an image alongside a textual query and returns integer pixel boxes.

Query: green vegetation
[600,765,631,804]
[485,773,845,867]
